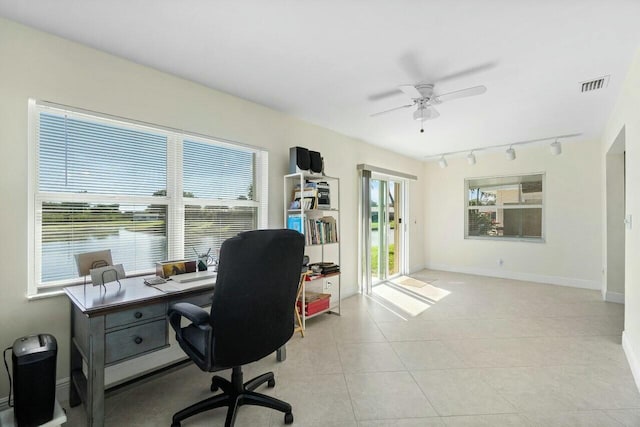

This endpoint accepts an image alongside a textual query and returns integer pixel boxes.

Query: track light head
[438,156,448,168]
[505,147,516,161]
[467,151,476,165]
[550,139,562,155]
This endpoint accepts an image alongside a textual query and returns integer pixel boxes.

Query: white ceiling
[2,0,640,158]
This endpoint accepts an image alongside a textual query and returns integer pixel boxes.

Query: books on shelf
[294,182,318,190]
[289,197,316,210]
[286,214,339,245]
[309,262,340,275]
[287,214,304,234]
[294,189,317,199]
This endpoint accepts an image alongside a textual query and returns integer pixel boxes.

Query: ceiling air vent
[580,75,610,93]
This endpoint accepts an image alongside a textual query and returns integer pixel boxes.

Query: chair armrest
[168,303,211,341]
[169,302,210,325]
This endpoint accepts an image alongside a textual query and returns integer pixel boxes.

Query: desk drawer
[105,319,167,364]
[106,304,167,329]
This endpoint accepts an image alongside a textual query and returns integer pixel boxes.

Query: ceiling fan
[371,83,487,132]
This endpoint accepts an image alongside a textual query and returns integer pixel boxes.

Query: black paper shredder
[12,334,57,427]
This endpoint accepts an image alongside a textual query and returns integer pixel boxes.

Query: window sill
[465,236,545,243]
[27,288,67,300]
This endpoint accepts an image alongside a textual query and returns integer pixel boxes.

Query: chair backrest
[210,229,305,368]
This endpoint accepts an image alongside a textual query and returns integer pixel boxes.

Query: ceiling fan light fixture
[505,147,516,161]
[550,140,562,155]
[438,156,448,168]
[413,107,430,121]
[467,151,476,165]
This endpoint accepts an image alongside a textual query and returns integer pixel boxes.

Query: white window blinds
[182,138,259,261]
[29,101,267,295]
[39,113,167,195]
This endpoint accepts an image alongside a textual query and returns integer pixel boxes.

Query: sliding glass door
[370,179,401,284]
[360,166,409,295]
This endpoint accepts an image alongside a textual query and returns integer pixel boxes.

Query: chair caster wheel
[268,378,276,388]
[171,422,181,427]
[284,412,294,424]
[210,384,219,392]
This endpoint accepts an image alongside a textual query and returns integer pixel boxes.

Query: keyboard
[171,271,217,283]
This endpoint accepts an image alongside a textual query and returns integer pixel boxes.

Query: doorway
[358,165,414,296]
[605,127,626,303]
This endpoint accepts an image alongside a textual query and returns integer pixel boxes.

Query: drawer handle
[134,312,143,319]
[134,336,143,345]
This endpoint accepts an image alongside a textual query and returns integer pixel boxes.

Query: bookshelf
[284,173,341,330]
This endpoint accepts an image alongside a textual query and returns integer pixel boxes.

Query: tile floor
[64,270,640,426]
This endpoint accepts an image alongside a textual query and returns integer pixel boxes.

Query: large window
[465,174,544,241]
[29,100,267,296]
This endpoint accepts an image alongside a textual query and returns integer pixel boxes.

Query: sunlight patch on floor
[365,294,409,321]
[372,283,431,316]
[392,278,451,302]
[392,275,428,288]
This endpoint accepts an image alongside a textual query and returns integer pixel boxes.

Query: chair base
[171,366,293,427]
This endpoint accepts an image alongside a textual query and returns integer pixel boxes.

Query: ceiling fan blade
[434,62,497,83]
[398,85,422,99]
[368,88,403,101]
[433,85,487,104]
[370,104,413,117]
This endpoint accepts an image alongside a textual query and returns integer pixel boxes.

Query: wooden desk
[64,277,216,427]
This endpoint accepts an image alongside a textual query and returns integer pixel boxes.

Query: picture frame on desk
[156,259,197,278]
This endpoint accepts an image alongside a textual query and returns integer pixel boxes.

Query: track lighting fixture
[467,151,476,165]
[425,133,580,166]
[438,156,448,168]
[505,146,516,161]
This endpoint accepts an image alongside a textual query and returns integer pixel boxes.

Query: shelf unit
[284,172,341,330]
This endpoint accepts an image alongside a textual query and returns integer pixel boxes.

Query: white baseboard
[424,263,601,290]
[0,377,69,412]
[622,331,640,393]
[56,378,69,405]
[409,264,425,275]
[605,291,625,304]
[341,289,359,299]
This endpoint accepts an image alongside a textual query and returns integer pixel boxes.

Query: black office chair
[168,229,304,427]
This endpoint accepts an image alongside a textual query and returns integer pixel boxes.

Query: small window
[465,174,544,241]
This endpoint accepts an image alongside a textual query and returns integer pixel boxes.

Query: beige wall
[0,17,425,397]
[424,140,603,289]
[602,47,640,389]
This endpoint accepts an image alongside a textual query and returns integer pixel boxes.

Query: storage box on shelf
[296,290,331,316]
[284,172,341,330]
